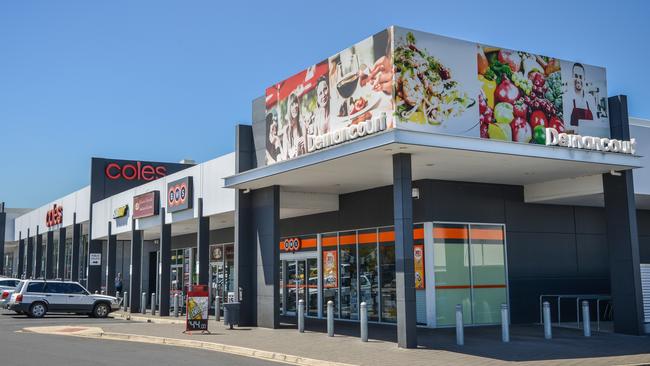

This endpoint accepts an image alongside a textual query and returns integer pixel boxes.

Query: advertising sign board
[262,26,612,165]
[185,285,209,332]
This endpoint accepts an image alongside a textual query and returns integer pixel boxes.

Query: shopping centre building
[1,26,650,348]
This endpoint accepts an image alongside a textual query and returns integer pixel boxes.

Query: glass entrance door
[281,257,318,317]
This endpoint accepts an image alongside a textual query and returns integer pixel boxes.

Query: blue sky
[1,0,649,208]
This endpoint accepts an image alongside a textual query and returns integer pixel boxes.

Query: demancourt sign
[545,127,637,155]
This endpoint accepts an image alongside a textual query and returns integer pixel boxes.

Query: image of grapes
[477,46,565,143]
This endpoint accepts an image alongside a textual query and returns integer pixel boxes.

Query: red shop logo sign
[45,204,63,227]
[168,181,188,208]
[105,162,167,181]
[282,238,301,252]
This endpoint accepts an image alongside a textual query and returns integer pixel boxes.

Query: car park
[7,279,120,318]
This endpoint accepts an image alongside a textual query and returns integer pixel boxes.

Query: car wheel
[29,302,47,318]
[93,303,110,318]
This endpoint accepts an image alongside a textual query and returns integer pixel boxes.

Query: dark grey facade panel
[278,178,650,325]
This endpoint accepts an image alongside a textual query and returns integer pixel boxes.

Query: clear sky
[1,0,649,208]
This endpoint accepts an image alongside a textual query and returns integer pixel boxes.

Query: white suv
[8,280,120,318]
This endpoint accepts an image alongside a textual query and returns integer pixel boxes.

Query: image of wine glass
[336,52,359,100]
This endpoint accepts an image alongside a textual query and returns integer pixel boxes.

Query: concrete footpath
[26,311,650,366]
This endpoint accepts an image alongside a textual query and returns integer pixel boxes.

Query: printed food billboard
[262,26,610,165]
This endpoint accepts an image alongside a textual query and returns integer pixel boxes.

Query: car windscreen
[26,282,46,293]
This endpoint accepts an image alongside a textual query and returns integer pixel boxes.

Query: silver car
[8,280,120,318]
[0,278,20,309]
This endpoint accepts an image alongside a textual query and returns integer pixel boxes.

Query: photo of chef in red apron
[569,63,594,127]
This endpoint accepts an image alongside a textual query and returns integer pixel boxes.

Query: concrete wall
[279,179,650,324]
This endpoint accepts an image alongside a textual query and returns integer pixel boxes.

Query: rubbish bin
[223,302,240,329]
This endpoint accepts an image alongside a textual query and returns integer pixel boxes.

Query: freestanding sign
[185,284,209,333]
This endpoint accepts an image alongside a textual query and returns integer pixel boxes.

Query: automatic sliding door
[433,224,471,326]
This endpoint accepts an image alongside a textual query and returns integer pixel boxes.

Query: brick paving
[102,312,650,366]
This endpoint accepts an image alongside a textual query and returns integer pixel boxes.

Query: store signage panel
[167,177,193,213]
[133,191,160,219]
[89,253,101,266]
[261,26,613,166]
[45,204,63,227]
[112,204,129,219]
[545,127,636,154]
[281,238,301,252]
[105,161,168,181]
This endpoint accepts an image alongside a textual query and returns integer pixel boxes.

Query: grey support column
[602,95,644,335]
[107,222,117,295]
[17,233,25,278]
[35,229,43,279]
[0,207,5,275]
[393,153,417,348]
[26,230,33,278]
[234,124,256,326]
[130,223,143,313]
[46,230,54,279]
[87,239,103,293]
[71,217,80,281]
[57,227,66,279]
[197,198,210,286]
[252,185,280,329]
[159,208,171,316]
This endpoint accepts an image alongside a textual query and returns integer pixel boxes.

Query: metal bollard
[215,296,220,322]
[327,300,334,337]
[123,291,128,311]
[298,299,305,333]
[95,290,99,294]
[501,303,510,343]
[151,292,156,316]
[543,301,552,339]
[360,302,368,342]
[582,301,591,337]
[173,294,179,317]
[455,304,464,346]
[141,292,147,314]
[116,291,120,300]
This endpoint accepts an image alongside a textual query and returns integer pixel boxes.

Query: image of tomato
[548,116,565,133]
[529,110,548,129]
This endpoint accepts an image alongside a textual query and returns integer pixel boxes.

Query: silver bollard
[360,302,368,342]
[141,292,147,314]
[298,299,305,333]
[95,290,99,294]
[327,300,334,337]
[173,294,179,317]
[543,301,552,339]
[215,296,220,322]
[455,304,464,346]
[123,291,128,311]
[501,303,510,343]
[582,301,591,337]
[151,292,156,316]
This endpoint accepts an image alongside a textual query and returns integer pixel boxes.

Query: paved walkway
[100,311,650,366]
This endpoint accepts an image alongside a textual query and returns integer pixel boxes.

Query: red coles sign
[45,204,63,227]
[105,162,167,181]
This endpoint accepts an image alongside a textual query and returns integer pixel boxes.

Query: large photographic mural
[261,26,610,165]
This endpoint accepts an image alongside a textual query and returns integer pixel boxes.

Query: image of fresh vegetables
[495,76,520,105]
[494,102,514,124]
[511,116,532,143]
[498,50,521,73]
[529,110,548,129]
[533,125,546,144]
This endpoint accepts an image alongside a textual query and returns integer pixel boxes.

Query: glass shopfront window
[322,232,338,316]
[339,231,357,320]
[433,223,507,326]
[209,243,235,309]
[358,229,379,321]
[379,227,396,323]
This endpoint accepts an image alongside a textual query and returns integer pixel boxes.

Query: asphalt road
[0,309,278,366]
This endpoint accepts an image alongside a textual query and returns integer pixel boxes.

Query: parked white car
[7,280,120,318]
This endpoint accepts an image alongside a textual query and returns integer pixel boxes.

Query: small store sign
[133,191,160,219]
[89,253,101,266]
[112,204,129,219]
[167,177,193,213]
